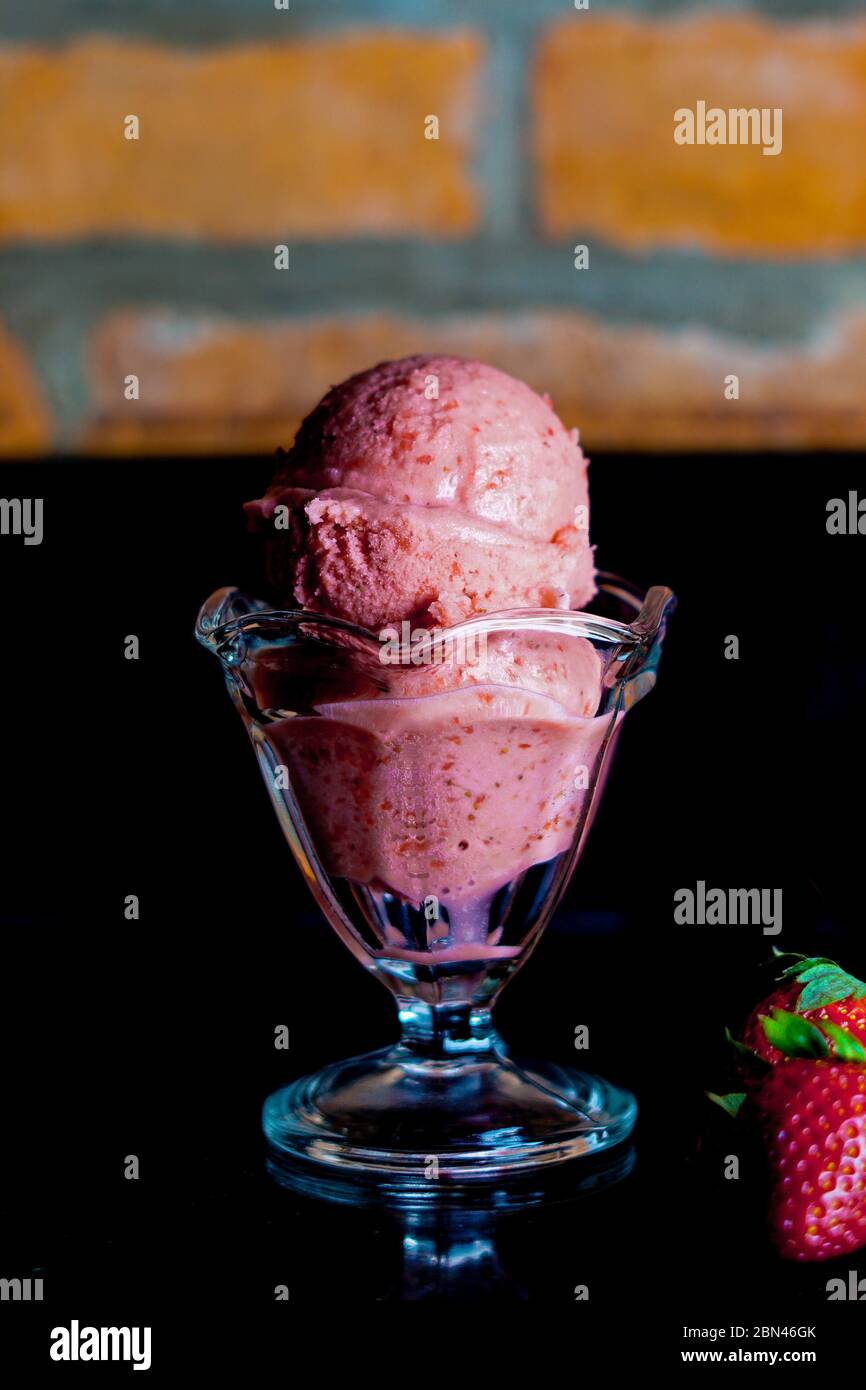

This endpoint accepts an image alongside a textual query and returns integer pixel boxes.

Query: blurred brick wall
[1,0,866,455]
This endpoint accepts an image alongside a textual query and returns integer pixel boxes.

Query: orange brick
[0,322,51,454]
[534,15,866,255]
[84,309,866,453]
[0,33,482,241]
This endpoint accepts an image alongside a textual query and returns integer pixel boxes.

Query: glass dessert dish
[196,574,674,1195]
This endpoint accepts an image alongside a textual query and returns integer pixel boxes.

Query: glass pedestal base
[263,1041,636,1194]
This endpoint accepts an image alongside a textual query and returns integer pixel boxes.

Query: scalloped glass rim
[196,571,676,663]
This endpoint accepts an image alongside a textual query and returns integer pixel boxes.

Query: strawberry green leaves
[772,951,866,1011]
[818,1019,866,1062]
[758,1007,866,1062]
[707,1090,746,1118]
[795,964,866,1011]
[760,1008,830,1059]
[724,1026,760,1061]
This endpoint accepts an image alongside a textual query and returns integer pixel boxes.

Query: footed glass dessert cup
[196,574,674,1196]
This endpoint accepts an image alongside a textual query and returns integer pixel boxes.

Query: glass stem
[396,1000,499,1061]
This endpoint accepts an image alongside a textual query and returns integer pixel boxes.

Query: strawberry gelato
[245,355,594,628]
[258,626,606,939]
[244,355,607,961]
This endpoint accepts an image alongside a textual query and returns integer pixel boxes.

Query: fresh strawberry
[712,1004,866,1261]
[750,1057,866,1261]
[741,953,866,1065]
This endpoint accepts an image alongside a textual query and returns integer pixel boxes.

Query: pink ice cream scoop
[267,630,607,947]
[243,355,604,959]
[244,354,594,629]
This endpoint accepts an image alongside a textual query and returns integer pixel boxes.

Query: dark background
[1,455,864,1366]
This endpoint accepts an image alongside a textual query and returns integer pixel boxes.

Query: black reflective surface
[1,455,864,1363]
